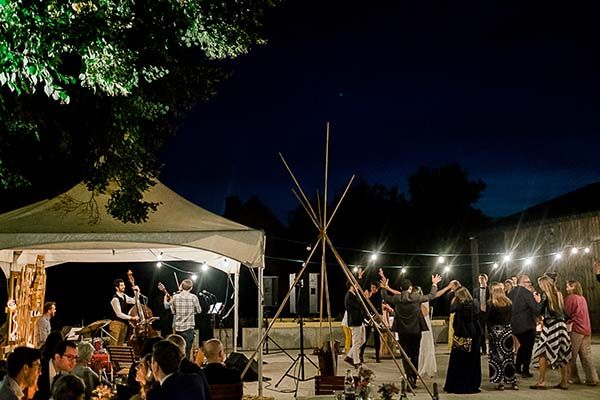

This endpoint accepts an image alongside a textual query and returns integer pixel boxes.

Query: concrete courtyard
[243,337,600,399]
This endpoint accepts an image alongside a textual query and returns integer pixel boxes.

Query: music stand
[275,281,318,395]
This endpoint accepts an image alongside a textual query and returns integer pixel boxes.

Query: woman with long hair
[131,354,159,400]
[564,280,598,386]
[443,286,481,393]
[487,283,518,390]
[530,275,571,390]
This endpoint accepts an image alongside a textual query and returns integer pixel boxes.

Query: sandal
[511,384,519,390]
[553,384,568,390]
[529,384,547,390]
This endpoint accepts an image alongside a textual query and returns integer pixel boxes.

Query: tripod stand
[263,309,295,362]
[275,281,318,394]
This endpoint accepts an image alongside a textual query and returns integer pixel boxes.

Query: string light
[191,274,197,281]
[554,253,562,261]
[156,262,162,268]
[437,256,446,264]
[492,263,499,269]
[571,247,579,254]
[584,247,591,254]
[370,253,378,261]
[503,254,512,263]
[401,267,407,274]
[201,262,208,272]
[352,267,359,273]
[443,265,451,273]
[524,258,533,266]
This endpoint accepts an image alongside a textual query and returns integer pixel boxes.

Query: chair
[106,346,136,379]
[209,382,244,400]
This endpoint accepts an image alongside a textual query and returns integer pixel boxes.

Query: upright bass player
[108,278,141,346]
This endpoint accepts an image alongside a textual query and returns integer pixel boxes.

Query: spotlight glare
[524,257,533,266]
[437,256,446,264]
[571,247,579,254]
[584,247,590,254]
[503,254,511,263]
[370,253,378,261]
[191,274,197,281]
[492,263,499,269]
[156,261,162,268]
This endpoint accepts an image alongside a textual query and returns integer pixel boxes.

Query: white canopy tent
[0,181,266,353]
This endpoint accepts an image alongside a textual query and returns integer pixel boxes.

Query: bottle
[344,369,356,400]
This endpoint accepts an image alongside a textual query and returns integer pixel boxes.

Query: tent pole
[234,271,239,351]
[257,262,264,395]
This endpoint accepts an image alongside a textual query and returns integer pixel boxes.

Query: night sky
[160,0,600,223]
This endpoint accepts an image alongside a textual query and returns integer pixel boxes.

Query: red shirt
[564,294,591,336]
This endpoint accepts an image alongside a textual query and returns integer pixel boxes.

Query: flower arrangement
[377,383,400,400]
[356,365,375,399]
[91,385,114,400]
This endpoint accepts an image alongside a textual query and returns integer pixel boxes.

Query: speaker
[225,352,258,382]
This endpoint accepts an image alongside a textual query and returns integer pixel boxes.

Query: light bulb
[370,253,378,261]
[492,263,499,269]
[524,258,533,266]
[156,262,162,268]
[571,247,579,254]
[584,247,590,254]
[191,274,197,281]
[503,254,511,263]
[437,256,446,264]
[201,262,208,272]
[554,253,562,260]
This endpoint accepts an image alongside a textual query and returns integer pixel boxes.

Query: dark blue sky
[160,0,600,223]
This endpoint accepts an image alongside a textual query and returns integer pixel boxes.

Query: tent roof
[0,181,264,275]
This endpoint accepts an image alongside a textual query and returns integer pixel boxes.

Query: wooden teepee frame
[243,124,436,398]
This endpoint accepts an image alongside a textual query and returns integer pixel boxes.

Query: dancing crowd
[344,268,598,393]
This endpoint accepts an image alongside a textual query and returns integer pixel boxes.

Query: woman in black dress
[444,286,481,393]
[487,283,518,390]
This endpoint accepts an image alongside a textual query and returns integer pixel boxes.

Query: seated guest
[166,334,201,373]
[34,340,78,400]
[202,339,242,384]
[0,347,42,400]
[52,375,85,400]
[147,340,209,400]
[166,333,210,399]
[132,354,159,400]
[72,342,100,400]
[126,336,163,397]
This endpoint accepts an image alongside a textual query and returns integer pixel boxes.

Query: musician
[108,279,140,346]
[163,279,201,359]
[35,302,56,348]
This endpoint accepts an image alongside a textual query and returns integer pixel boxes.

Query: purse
[452,335,473,352]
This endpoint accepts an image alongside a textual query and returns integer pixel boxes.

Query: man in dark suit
[34,340,78,400]
[508,274,541,378]
[0,347,42,400]
[148,340,208,400]
[202,339,242,385]
[472,273,490,354]
[381,274,445,388]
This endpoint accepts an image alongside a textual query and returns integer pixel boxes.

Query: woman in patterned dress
[530,275,571,390]
[487,283,518,390]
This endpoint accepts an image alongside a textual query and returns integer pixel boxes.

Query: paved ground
[244,337,600,399]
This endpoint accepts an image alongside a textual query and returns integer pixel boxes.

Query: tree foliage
[0,0,276,222]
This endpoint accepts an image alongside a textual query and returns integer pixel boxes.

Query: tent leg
[257,264,264,395]
[234,271,239,352]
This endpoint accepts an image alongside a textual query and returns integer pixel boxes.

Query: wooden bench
[209,383,243,400]
[106,346,136,379]
[315,375,357,395]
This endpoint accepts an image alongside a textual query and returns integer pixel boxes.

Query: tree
[0,0,277,222]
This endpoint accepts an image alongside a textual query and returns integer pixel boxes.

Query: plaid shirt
[165,290,201,331]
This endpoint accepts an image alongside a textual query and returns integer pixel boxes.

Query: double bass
[126,270,158,356]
